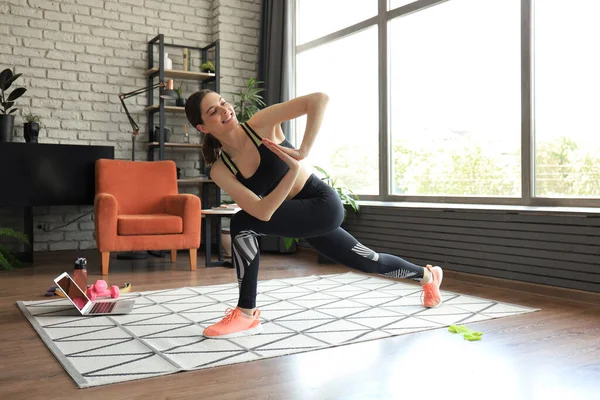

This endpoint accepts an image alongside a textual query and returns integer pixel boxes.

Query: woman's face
[198,92,237,136]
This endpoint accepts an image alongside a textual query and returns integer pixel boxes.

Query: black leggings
[230,173,425,309]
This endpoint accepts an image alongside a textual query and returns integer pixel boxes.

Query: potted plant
[175,82,185,107]
[153,125,172,143]
[201,61,215,73]
[0,68,27,142]
[233,77,266,124]
[0,227,29,270]
[23,112,41,143]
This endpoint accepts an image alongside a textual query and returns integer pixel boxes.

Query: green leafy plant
[23,111,43,143]
[24,112,41,124]
[0,68,27,115]
[233,77,266,124]
[0,227,29,270]
[201,61,215,73]
[284,166,360,250]
[24,112,44,131]
[283,237,300,252]
[175,82,184,99]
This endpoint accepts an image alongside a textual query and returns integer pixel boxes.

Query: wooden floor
[1,248,599,400]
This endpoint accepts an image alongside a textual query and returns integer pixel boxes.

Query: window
[533,0,600,198]
[296,27,380,195]
[295,0,377,46]
[389,0,521,197]
[293,0,600,207]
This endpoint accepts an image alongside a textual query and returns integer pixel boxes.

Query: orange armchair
[94,159,201,275]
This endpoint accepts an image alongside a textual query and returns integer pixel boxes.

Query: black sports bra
[220,122,295,197]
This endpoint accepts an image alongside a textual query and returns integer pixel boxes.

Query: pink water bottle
[73,258,88,293]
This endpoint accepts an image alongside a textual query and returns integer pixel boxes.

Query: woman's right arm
[210,158,299,222]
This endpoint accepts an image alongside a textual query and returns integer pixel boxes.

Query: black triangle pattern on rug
[17,272,538,388]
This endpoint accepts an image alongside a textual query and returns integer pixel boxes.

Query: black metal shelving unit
[144,34,222,257]
[145,33,220,173]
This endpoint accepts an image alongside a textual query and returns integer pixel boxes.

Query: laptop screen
[56,275,90,310]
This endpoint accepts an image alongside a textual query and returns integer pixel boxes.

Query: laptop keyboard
[90,302,116,314]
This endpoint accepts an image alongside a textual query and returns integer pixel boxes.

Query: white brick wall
[214,0,261,100]
[0,0,261,252]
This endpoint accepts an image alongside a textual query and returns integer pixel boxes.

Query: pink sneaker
[203,307,263,339]
[421,265,443,308]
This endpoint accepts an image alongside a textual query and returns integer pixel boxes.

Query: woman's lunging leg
[230,195,344,311]
[228,216,442,315]
[306,228,424,280]
[231,228,261,310]
[306,228,443,307]
[202,190,344,339]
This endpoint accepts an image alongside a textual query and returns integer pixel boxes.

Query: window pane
[534,0,600,198]
[389,0,521,197]
[295,0,377,46]
[296,27,379,195]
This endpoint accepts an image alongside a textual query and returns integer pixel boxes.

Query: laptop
[54,272,136,315]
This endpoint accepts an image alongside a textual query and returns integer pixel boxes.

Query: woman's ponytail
[185,89,222,166]
[201,133,222,166]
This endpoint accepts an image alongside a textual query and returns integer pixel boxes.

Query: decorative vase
[0,115,14,142]
[24,122,39,143]
[164,53,172,70]
[175,97,186,107]
[153,126,172,142]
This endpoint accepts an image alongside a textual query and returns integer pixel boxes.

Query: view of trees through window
[534,0,600,197]
[295,27,379,195]
[388,0,521,197]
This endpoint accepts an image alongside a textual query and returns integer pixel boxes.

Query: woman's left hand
[262,138,307,161]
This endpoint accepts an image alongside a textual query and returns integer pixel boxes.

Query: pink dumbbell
[86,280,119,301]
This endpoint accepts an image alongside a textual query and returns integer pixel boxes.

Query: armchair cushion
[117,214,183,236]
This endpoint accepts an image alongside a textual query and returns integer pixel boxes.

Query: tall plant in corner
[0,227,29,271]
[233,77,266,124]
[0,68,27,142]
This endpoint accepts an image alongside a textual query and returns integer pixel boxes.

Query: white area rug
[17,272,538,388]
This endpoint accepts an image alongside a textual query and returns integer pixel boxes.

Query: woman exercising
[185,90,443,339]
